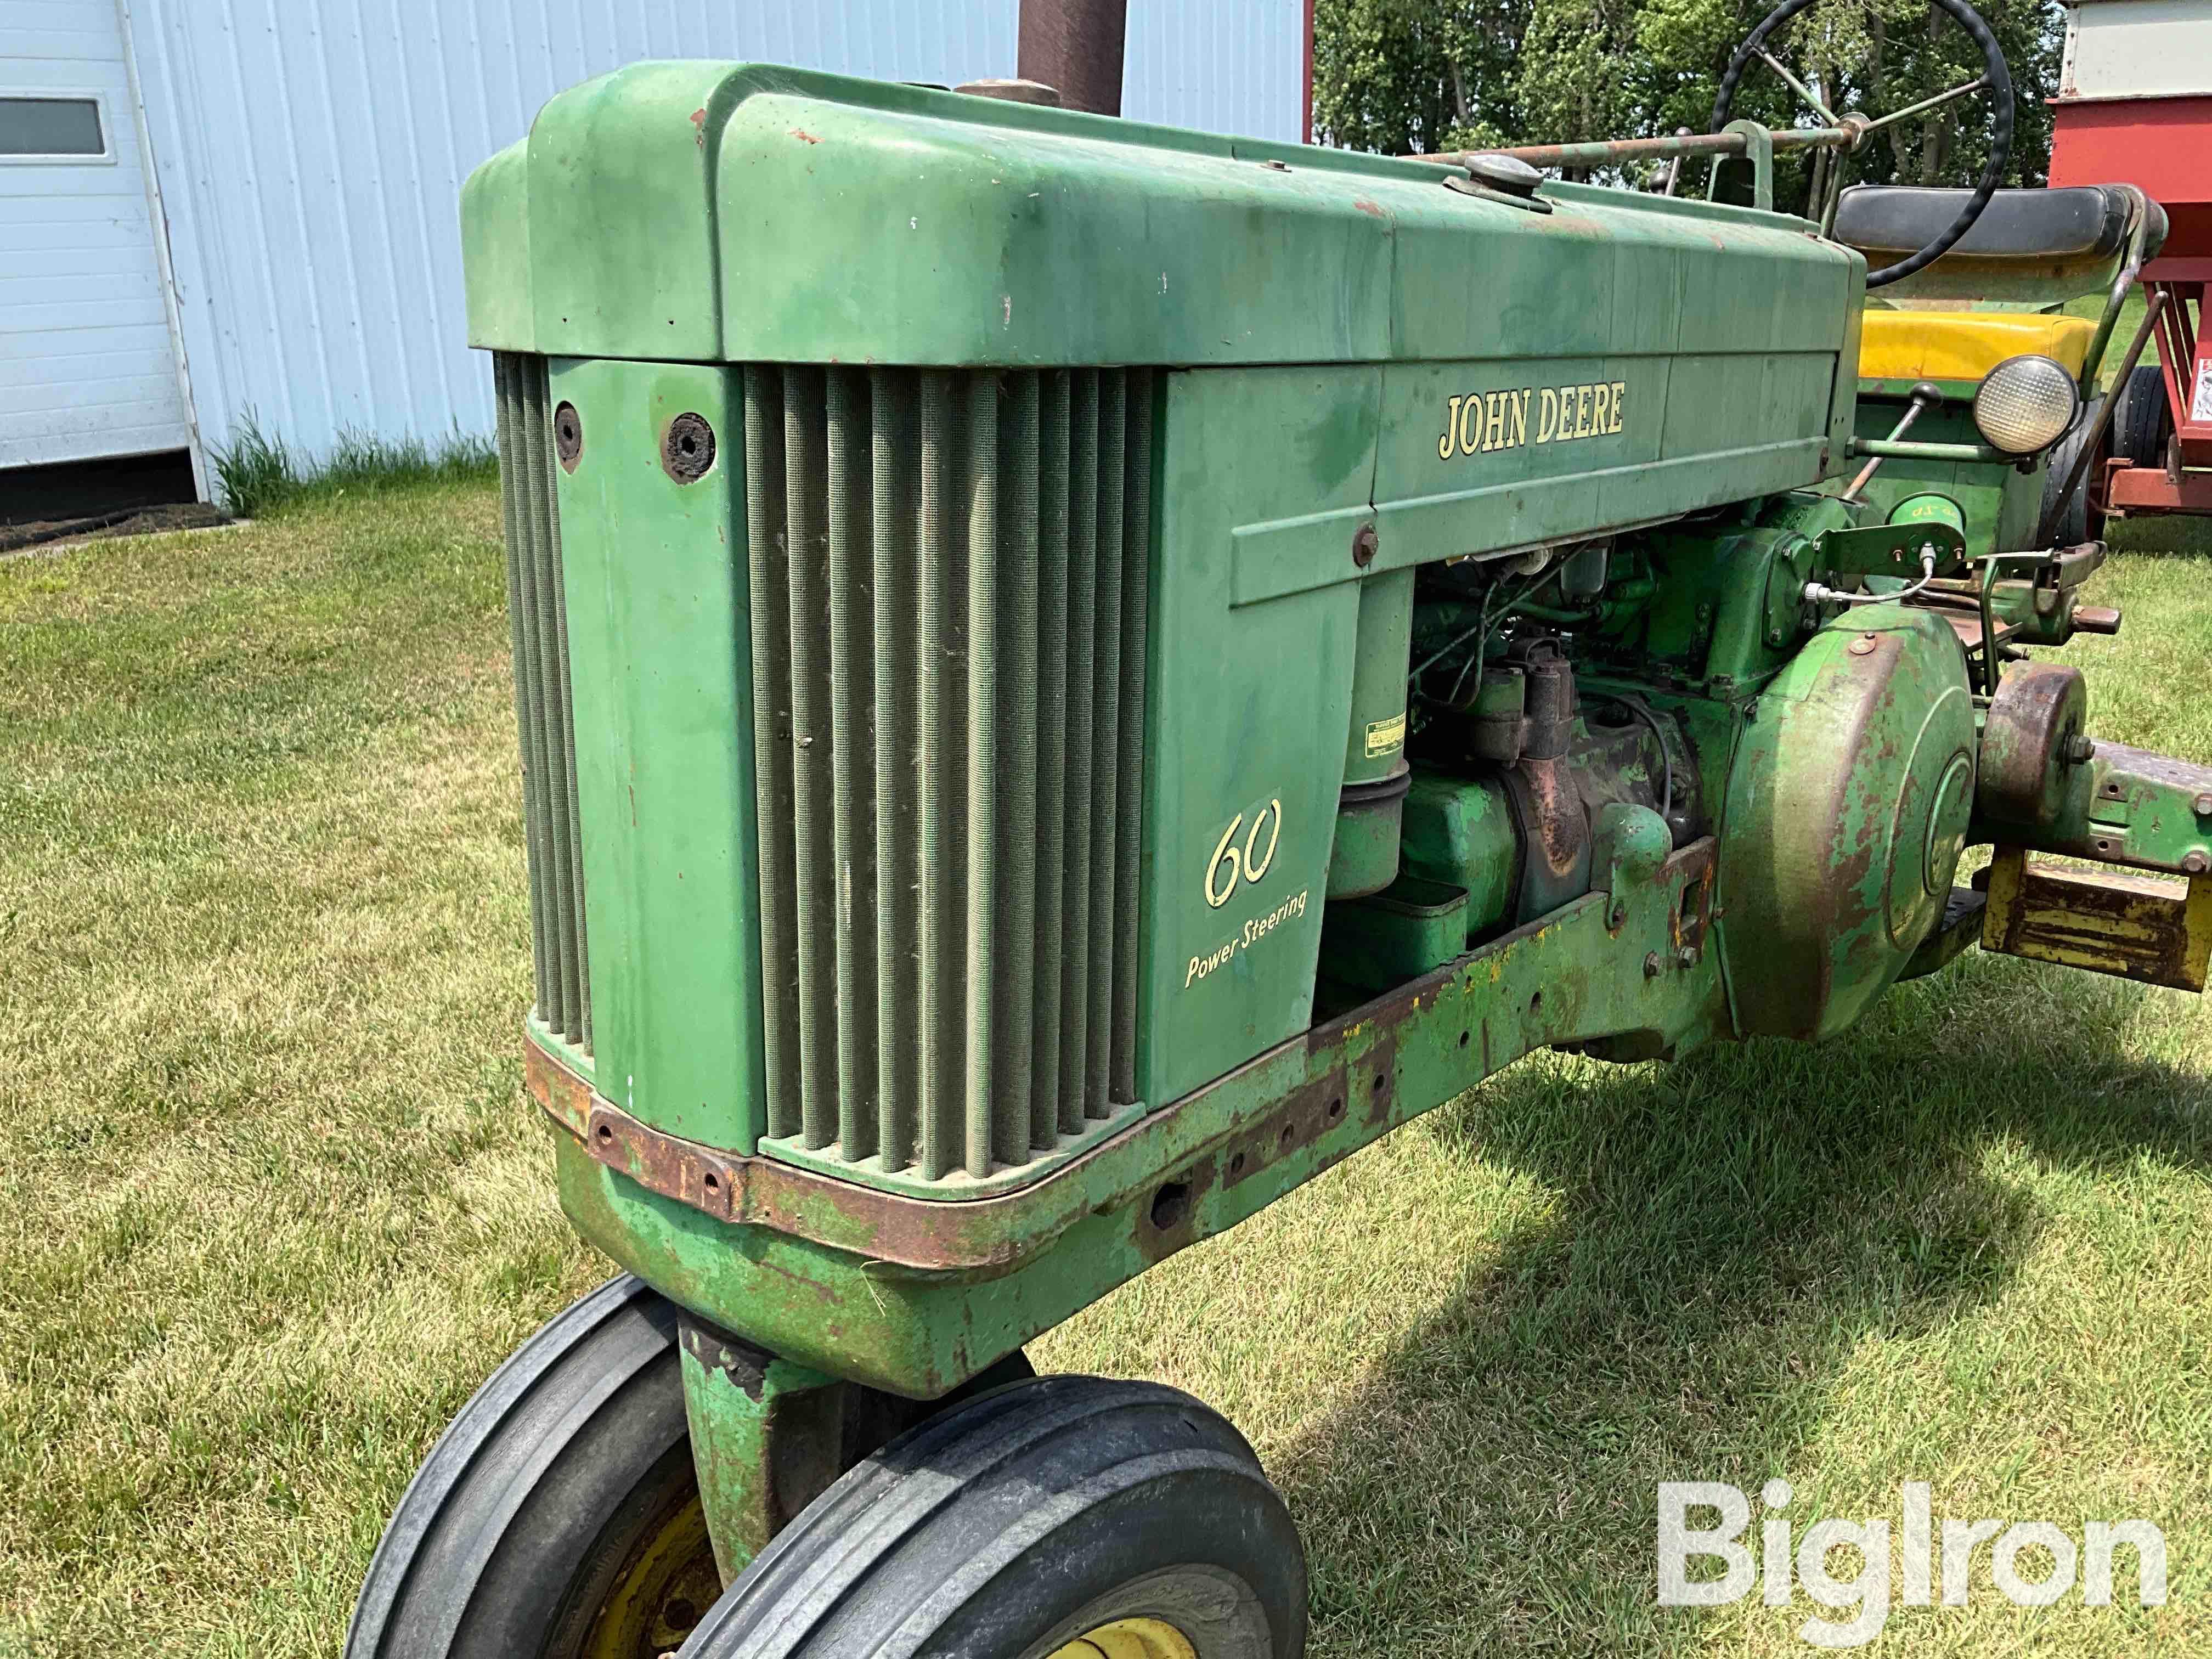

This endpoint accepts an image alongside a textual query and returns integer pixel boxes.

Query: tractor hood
[460,61,1861,372]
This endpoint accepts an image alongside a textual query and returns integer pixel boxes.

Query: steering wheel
[1711,0,2015,288]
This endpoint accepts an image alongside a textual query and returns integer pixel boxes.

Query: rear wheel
[345,1276,716,1659]
[682,1375,1308,1658]
[2040,392,2107,545]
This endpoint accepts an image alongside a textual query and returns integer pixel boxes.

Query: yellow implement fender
[1858,310,2096,382]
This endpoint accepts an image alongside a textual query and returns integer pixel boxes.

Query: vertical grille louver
[493,352,590,1051]
[747,365,1155,1183]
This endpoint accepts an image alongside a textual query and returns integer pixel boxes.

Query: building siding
[122,0,1301,486]
[1125,0,1303,141]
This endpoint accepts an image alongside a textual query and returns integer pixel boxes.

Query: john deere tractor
[349,4,2211,1655]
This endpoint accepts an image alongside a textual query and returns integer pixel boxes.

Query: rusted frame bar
[2151,282,2192,456]
[2074,186,2159,394]
[2106,464,2212,514]
[1413,125,1852,174]
[528,836,1723,1277]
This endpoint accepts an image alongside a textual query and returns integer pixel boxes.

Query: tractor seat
[1858,309,2095,382]
[1840,184,2127,382]
[1834,185,2132,264]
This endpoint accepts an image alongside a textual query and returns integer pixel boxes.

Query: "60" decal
[1204,799,1283,909]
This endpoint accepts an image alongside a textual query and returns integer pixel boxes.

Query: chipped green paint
[1834,389,2046,558]
[675,1327,839,1583]
[556,822,1729,1400]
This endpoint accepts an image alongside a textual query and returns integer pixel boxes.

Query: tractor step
[1899,887,1988,982]
[1977,847,2212,991]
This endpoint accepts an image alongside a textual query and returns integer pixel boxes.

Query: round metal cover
[1978,661,2090,828]
[1463,153,1543,198]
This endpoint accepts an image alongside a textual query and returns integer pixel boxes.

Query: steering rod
[1840,381,1943,503]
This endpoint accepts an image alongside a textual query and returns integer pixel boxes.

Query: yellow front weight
[1982,847,2212,992]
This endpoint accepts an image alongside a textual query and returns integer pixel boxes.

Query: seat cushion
[1836,185,2130,262]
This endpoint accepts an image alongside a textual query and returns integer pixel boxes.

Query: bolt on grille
[493,351,590,1050]
[746,365,1154,1182]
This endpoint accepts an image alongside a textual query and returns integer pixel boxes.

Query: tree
[1311,0,1531,155]
[1314,0,2063,196]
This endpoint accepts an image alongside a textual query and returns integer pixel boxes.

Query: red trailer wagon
[2050,0,2212,514]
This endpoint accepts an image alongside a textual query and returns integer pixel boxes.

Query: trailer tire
[682,1374,1308,1659]
[345,1274,718,1659]
[2115,363,2172,471]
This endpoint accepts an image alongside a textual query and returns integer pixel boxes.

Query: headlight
[1972,354,2080,457]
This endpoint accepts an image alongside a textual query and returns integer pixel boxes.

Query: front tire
[682,1375,1307,1659]
[345,1274,719,1659]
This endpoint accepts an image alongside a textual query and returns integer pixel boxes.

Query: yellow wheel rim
[578,1491,723,1659]
[1046,1615,1201,1659]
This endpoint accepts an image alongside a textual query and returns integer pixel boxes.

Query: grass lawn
[2,475,2209,1656]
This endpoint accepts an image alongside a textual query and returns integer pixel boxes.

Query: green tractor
[351,5,2209,1656]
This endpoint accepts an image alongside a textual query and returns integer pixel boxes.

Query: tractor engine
[1364,521,1978,1048]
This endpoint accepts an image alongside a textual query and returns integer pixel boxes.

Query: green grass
[208,413,498,517]
[2,481,2209,1656]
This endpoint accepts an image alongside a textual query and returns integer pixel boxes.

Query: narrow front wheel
[681,1374,1308,1658]
[345,1275,719,1659]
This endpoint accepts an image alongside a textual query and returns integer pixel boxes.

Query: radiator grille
[746,366,1155,1182]
[493,351,590,1051]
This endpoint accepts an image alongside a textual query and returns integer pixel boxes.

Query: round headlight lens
[1972,354,2080,456]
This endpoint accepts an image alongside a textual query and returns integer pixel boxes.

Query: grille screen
[746,366,1154,1182]
[493,351,590,1050]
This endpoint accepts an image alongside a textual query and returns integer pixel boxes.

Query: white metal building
[2,1,1305,500]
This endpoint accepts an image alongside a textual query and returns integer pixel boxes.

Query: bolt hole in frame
[661,410,716,483]
[1148,1181,1190,1232]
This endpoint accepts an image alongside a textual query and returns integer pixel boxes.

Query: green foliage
[210,411,498,518]
[1312,0,1530,155]
[206,412,297,518]
[1316,0,2063,201]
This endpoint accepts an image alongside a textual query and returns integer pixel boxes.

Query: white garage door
[1,2,192,470]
